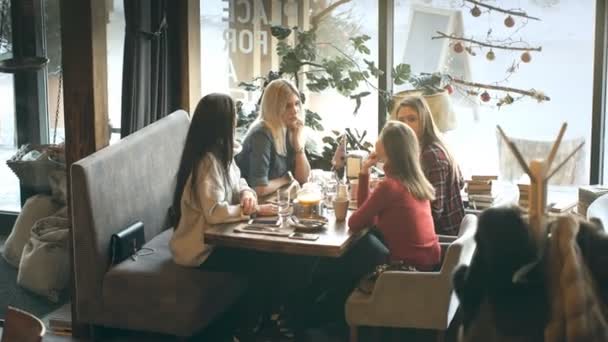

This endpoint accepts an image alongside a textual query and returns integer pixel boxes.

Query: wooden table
[205,212,366,257]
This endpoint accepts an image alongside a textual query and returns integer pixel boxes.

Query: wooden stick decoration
[496,122,584,239]
[498,123,584,283]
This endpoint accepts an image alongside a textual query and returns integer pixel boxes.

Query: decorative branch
[317,42,383,94]
[310,0,352,31]
[432,31,542,52]
[464,0,541,21]
[450,77,551,101]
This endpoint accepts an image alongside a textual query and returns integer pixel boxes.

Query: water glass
[276,189,291,226]
[324,180,338,210]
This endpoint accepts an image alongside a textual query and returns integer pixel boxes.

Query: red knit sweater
[348,173,441,269]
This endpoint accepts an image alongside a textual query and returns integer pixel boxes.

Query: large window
[394,0,595,185]
[0,0,19,212]
[45,0,63,144]
[106,0,125,144]
[200,0,379,156]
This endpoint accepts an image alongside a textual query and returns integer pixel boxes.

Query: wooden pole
[177,0,201,113]
[528,160,547,242]
[60,0,108,337]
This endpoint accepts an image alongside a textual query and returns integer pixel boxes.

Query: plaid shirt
[420,143,465,235]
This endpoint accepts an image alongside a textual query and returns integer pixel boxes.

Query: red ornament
[521,51,532,63]
[444,84,454,95]
[504,15,515,28]
[486,50,495,61]
[481,91,491,102]
[471,6,481,17]
[453,42,464,53]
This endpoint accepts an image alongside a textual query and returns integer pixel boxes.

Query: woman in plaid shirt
[393,96,465,235]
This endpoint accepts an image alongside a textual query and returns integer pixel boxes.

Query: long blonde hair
[381,121,435,201]
[257,79,302,156]
[392,95,460,181]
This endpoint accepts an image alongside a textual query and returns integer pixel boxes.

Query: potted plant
[391,72,458,133]
[236,25,411,170]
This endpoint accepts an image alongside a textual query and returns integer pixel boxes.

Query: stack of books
[466,175,498,210]
[578,185,608,216]
[518,183,530,211]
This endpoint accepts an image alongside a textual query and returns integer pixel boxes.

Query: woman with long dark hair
[170,93,274,339]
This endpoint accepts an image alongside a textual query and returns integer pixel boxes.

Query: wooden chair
[0,306,46,342]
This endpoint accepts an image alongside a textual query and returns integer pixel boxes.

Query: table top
[205,212,366,258]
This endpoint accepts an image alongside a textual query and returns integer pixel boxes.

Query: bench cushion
[102,229,247,336]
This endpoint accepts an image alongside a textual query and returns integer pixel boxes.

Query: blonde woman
[297,122,440,331]
[393,96,465,236]
[236,79,311,197]
[349,121,441,269]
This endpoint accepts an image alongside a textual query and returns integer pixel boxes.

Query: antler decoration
[496,123,585,282]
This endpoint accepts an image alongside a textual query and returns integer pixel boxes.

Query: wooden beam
[378,0,394,133]
[60,0,109,337]
[178,0,201,113]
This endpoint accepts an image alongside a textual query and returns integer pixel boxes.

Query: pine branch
[432,31,541,52]
[450,78,550,101]
[464,0,541,21]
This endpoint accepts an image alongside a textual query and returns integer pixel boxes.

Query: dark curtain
[121,0,179,137]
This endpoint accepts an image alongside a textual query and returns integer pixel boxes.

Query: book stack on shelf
[465,175,498,210]
[518,183,530,211]
[578,185,608,216]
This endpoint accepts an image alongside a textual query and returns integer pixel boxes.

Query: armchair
[345,214,477,342]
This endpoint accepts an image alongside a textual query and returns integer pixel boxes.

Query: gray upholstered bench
[70,110,247,337]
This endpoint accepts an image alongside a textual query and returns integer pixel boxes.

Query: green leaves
[305,109,324,131]
[271,25,292,40]
[238,81,260,92]
[350,35,371,55]
[393,63,411,85]
[364,59,383,78]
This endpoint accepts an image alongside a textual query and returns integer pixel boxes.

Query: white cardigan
[170,154,255,267]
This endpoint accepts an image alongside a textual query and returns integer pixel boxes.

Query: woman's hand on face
[288,119,306,150]
[362,152,379,174]
[256,203,278,216]
[240,191,257,215]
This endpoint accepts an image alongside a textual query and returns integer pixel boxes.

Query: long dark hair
[172,93,236,227]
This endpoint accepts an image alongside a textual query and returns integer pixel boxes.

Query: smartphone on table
[288,232,319,241]
[248,217,281,227]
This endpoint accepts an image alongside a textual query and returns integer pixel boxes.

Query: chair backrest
[440,214,477,278]
[70,110,190,323]
[587,193,608,231]
[0,306,45,342]
[496,132,585,185]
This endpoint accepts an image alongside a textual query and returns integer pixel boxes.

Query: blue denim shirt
[235,122,295,187]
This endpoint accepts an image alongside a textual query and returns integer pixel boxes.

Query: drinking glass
[324,180,338,211]
[276,189,291,227]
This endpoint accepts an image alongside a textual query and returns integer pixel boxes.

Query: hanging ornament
[504,15,515,28]
[521,51,532,63]
[471,6,481,17]
[444,84,454,95]
[481,91,491,102]
[453,42,464,53]
[486,50,496,61]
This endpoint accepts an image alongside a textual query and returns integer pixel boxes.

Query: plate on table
[289,215,328,231]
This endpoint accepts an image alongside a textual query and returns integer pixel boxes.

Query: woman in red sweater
[298,122,442,333]
[349,120,441,270]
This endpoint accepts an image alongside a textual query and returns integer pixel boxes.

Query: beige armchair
[345,214,478,342]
